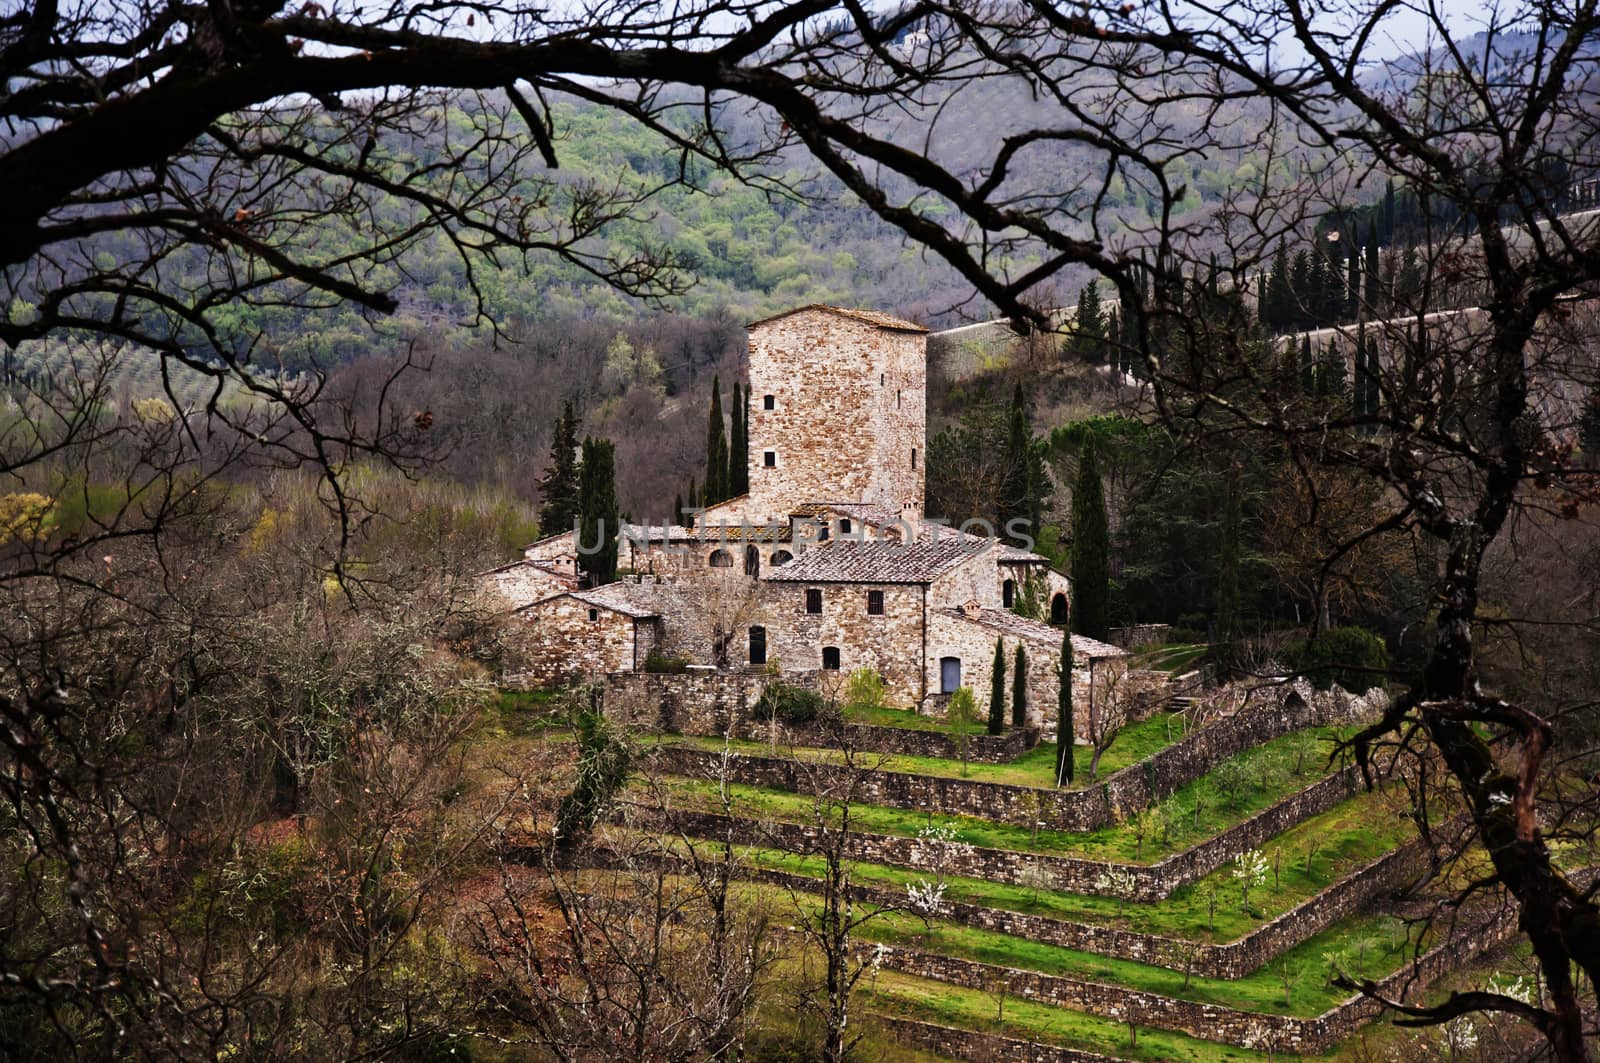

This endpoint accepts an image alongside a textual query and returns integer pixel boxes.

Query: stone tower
[741,305,927,523]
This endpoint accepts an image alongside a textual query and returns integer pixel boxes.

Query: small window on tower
[764,451,776,467]
[867,590,884,615]
[911,448,918,468]
[806,588,823,614]
[880,372,885,385]
[763,394,775,410]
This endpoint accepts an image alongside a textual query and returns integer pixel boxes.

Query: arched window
[749,626,767,666]
[744,544,760,577]
[1002,579,1016,608]
[771,549,794,567]
[708,549,733,568]
[1050,593,1069,625]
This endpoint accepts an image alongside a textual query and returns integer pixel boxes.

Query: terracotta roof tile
[764,537,984,583]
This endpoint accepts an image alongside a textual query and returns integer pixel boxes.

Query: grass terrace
[672,788,1416,942]
[680,710,1189,788]
[657,726,1360,864]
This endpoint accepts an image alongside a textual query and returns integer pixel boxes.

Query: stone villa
[484,305,1126,734]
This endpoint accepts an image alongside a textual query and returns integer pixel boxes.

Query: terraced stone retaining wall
[870,903,1517,1054]
[745,833,1426,978]
[649,684,1366,832]
[660,767,1362,901]
[729,718,1040,765]
[870,1016,1128,1063]
[604,671,772,735]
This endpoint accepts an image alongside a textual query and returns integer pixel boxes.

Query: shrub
[642,650,691,673]
[554,710,631,849]
[843,667,886,710]
[752,681,832,725]
[1295,626,1388,693]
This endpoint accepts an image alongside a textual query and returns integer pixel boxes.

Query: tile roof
[745,304,928,333]
[935,606,1128,658]
[996,544,1050,563]
[570,582,665,618]
[764,537,985,583]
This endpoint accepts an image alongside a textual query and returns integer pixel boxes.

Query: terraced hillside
[585,679,1535,1061]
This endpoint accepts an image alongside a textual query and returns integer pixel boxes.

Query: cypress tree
[704,375,727,506]
[1055,630,1075,786]
[988,638,1007,735]
[1383,179,1397,241]
[1299,335,1315,395]
[999,383,1033,545]
[730,382,749,496]
[577,436,619,586]
[1263,243,1292,332]
[1291,249,1312,328]
[1070,431,1111,641]
[1346,236,1360,322]
[1214,464,1241,674]
[1364,226,1381,314]
[1070,281,1108,363]
[536,399,582,535]
[686,477,699,521]
[1012,644,1028,728]
[1581,387,1600,459]
[673,493,685,528]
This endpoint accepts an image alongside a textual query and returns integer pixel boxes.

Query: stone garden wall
[658,767,1362,901]
[867,902,1518,1054]
[648,682,1370,832]
[603,671,773,735]
[729,718,1040,764]
[870,1016,1128,1063]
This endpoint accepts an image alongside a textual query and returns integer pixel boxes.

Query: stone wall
[603,671,773,735]
[507,594,647,685]
[869,1016,1126,1063]
[923,607,1066,732]
[866,900,1517,1054]
[1109,623,1173,649]
[736,830,1426,980]
[657,768,1361,901]
[650,685,1366,832]
[728,718,1040,765]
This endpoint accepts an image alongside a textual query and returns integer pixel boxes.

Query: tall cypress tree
[998,383,1034,545]
[1299,335,1315,395]
[988,637,1007,735]
[1055,630,1075,786]
[577,436,619,586]
[1364,226,1381,314]
[704,376,728,506]
[1012,644,1028,728]
[537,399,582,535]
[686,476,699,520]
[1070,432,1111,641]
[730,382,749,497]
[1263,243,1292,332]
[1069,281,1108,363]
[1346,236,1360,322]
[1214,464,1242,674]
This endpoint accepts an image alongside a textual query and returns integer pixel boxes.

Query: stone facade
[744,306,926,524]
[512,592,662,685]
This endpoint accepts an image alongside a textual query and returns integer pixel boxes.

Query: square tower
[743,305,927,523]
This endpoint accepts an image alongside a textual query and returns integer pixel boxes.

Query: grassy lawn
[1139,642,1210,675]
[659,726,1357,864]
[709,788,1414,943]
[845,703,989,734]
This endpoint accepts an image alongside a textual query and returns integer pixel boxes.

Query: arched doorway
[1050,593,1069,625]
[939,656,961,693]
[744,544,760,577]
[1002,579,1016,608]
[748,626,766,666]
